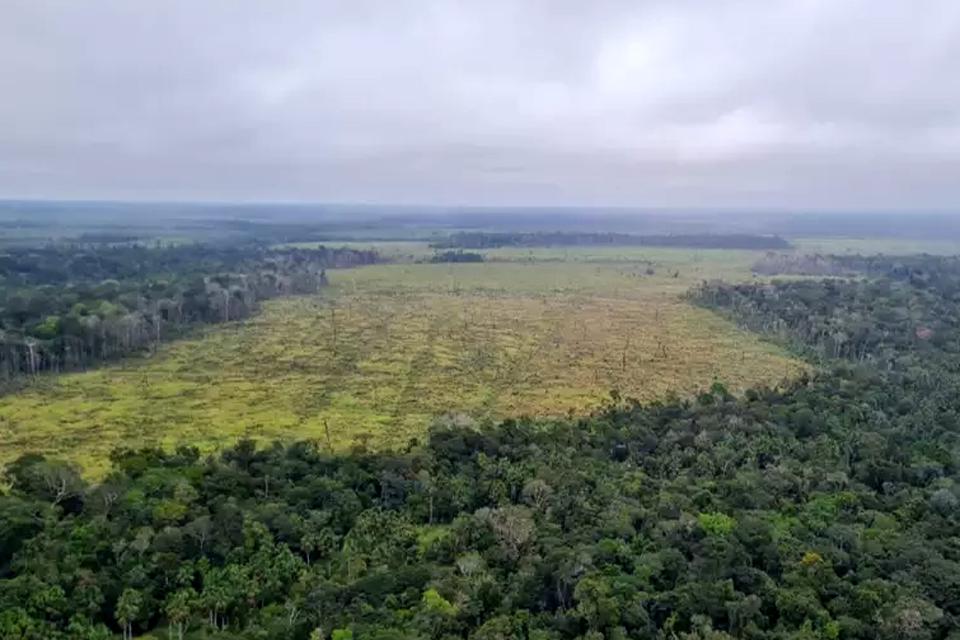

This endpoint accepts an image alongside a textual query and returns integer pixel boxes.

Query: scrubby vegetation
[5,253,960,638]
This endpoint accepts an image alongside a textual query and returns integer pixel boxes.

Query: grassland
[0,248,808,476]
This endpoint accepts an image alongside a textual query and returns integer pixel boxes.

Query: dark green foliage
[693,256,960,365]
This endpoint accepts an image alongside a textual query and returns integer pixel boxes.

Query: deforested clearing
[0,255,807,475]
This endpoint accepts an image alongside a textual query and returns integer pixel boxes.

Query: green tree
[164,588,196,640]
[115,588,142,640]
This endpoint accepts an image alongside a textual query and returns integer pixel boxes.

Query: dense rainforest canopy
[4,255,960,639]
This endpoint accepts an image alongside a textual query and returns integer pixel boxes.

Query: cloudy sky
[1,1,959,210]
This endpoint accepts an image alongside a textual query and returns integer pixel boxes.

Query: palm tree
[115,588,142,640]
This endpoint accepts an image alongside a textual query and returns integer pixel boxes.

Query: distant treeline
[751,253,855,276]
[751,252,960,281]
[0,243,374,288]
[832,254,960,287]
[428,250,485,263]
[697,254,960,363]
[432,231,792,250]
[0,243,378,383]
[73,232,144,244]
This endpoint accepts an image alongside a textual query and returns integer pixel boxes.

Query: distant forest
[429,250,485,263]
[431,232,791,250]
[750,253,960,279]
[0,243,378,383]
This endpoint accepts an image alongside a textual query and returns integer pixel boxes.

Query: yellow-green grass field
[0,250,808,476]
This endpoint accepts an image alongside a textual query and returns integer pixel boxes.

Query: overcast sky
[1,1,959,210]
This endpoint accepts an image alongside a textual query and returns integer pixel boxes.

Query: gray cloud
[1,0,959,209]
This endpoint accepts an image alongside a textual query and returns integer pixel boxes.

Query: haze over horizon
[2,1,960,211]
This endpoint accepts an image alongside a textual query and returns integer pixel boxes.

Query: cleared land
[0,250,807,476]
